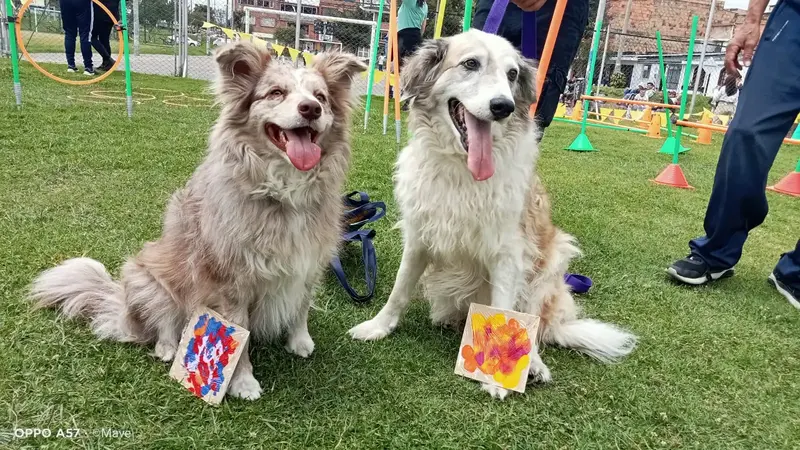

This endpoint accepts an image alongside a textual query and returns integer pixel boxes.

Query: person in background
[378,53,386,71]
[624,84,644,100]
[666,0,799,309]
[710,72,742,124]
[60,0,94,75]
[395,0,428,109]
[91,0,119,72]
[472,0,589,140]
[635,81,656,101]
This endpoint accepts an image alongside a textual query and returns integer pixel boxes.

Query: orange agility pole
[581,95,679,110]
[15,0,124,86]
[529,0,568,116]
[673,119,800,145]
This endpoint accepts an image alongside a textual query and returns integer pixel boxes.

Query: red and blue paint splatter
[183,313,240,398]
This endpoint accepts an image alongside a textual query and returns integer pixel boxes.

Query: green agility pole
[119,0,134,118]
[566,0,605,152]
[463,0,473,31]
[792,123,800,140]
[363,0,387,130]
[657,30,689,154]
[671,15,699,164]
[554,117,647,134]
[5,0,22,106]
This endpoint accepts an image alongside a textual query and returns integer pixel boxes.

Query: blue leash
[330,192,386,303]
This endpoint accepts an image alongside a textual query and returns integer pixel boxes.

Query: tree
[232,10,245,30]
[189,5,215,30]
[275,25,299,45]
[138,0,174,28]
[330,9,373,53]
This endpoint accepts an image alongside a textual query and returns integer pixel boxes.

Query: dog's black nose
[489,97,515,120]
[298,100,322,121]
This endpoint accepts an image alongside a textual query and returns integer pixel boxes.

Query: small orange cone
[767,171,800,197]
[646,114,662,138]
[642,107,652,123]
[651,164,694,189]
[571,102,583,121]
[696,112,713,144]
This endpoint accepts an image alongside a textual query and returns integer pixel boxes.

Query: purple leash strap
[482,0,538,59]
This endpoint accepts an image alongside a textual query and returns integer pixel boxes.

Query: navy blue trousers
[60,0,93,69]
[689,0,800,289]
[472,0,590,131]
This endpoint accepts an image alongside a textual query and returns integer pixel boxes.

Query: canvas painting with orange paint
[169,307,250,405]
[454,304,541,394]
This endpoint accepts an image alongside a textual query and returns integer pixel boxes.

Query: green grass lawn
[1,60,799,449]
[18,30,211,56]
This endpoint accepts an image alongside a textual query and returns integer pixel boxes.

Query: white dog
[30,43,365,401]
[349,30,636,399]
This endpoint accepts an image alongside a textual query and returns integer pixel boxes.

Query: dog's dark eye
[267,88,284,99]
[315,93,327,103]
[462,58,480,71]
[507,69,518,82]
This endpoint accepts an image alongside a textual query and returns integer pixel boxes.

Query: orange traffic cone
[651,164,694,189]
[642,106,652,123]
[571,102,583,121]
[646,114,662,138]
[696,112,713,144]
[767,170,800,197]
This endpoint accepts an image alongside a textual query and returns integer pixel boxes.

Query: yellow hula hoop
[15,0,125,86]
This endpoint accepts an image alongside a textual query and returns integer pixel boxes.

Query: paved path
[28,52,385,96]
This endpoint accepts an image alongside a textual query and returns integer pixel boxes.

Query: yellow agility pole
[382,24,394,136]
[434,0,448,38]
[389,0,402,143]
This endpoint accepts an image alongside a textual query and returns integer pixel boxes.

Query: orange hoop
[14,0,125,86]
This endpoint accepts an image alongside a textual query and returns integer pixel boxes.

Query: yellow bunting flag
[303,52,314,66]
[271,43,285,56]
[288,47,300,62]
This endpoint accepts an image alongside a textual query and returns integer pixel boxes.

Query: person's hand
[509,0,548,12]
[725,20,760,73]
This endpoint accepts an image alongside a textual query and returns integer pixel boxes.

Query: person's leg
[76,0,94,71]
[670,2,800,284]
[60,0,77,69]
[532,0,590,139]
[91,19,113,67]
[101,19,115,63]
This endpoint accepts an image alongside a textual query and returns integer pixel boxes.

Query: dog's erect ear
[515,57,537,111]
[214,42,270,104]
[400,39,448,107]
[312,52,367,94]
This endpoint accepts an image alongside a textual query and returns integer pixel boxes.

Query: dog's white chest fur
[395,130,539,263]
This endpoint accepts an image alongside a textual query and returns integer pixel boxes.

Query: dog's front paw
[481,383,510,400]
[285,331,315,358]
[348,318,394,341]
[228,371,263,401]
[528,359,552,384]
[151,340,177,362]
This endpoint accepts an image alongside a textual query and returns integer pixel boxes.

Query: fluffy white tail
[545,319,637,364]
[30,257,137,342]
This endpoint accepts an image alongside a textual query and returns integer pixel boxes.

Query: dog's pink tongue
[284,129,321,171]
[464,110,494,181]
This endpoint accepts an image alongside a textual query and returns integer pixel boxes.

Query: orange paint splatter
[461,313,532,389]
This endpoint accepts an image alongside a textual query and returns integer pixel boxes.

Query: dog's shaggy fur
[30,42,365,400]
[349,30,636,399]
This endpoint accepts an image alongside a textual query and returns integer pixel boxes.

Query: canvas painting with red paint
[169,307,250,405]
[454,304,541,394]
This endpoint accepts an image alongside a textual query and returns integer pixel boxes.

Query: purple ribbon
[482,0,538,60]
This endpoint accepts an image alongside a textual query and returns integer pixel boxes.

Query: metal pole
[4,0,22,106]
[597,25,610,90]
[183,0,188,77]
[206,0,210,55]
[0,0,8,58]
[688,0,716,116]
[245,8,250,33]
[133,0,140,55]
[613,0,631,73]
[295,0,302,66]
